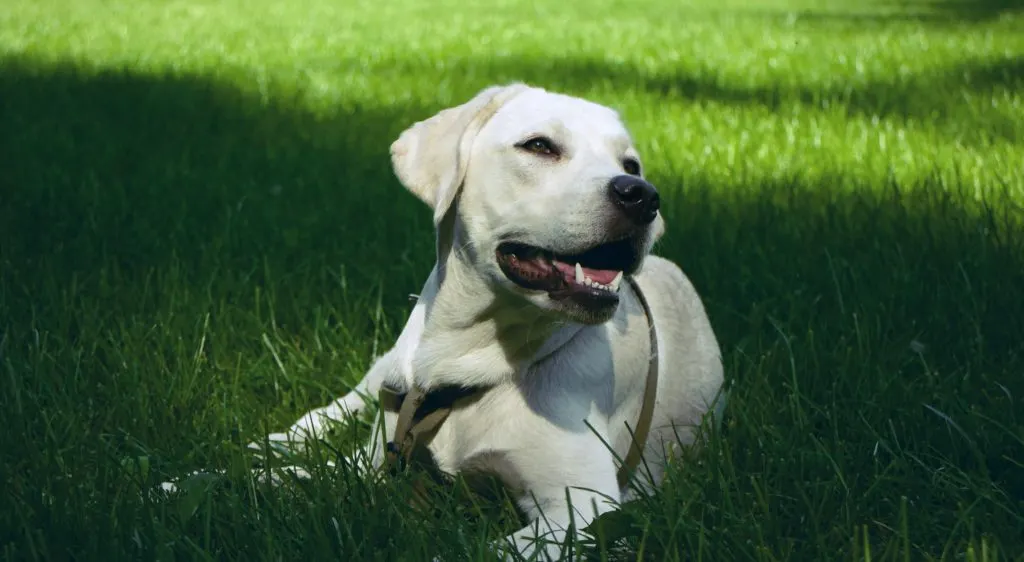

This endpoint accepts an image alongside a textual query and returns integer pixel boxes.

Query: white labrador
[184,84,725,560]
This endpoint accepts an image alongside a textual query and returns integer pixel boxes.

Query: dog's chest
[423,321,651,482]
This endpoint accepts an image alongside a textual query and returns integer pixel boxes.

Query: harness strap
[380,276,660,490]
[380,383,478,471]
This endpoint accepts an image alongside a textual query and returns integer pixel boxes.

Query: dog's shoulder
[631,254,720,367]
[632,255,703,311]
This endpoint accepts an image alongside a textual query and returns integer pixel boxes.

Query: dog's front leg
[498,448,622,562]
[505,487,619,561]
[224,406,395,493]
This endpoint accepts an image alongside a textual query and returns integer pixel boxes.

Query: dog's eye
[518,137,559,157]
[623,158,641,176]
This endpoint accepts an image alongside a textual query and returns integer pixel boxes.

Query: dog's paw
[155,463,325,499]
[154,469,226,497]
[246,420,327,462]
[497,527,574,562]
[246,430,306,459]
[264,403,353,447]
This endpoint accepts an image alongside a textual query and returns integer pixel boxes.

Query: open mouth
[495,237,641,307]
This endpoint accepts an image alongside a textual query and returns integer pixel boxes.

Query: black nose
[608,175,660,224]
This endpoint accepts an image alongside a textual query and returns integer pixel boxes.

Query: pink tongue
[553,261,619,285]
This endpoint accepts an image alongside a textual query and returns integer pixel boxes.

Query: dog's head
[391,84,665,325]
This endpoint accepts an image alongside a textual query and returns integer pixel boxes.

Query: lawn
[1,0,1022,560]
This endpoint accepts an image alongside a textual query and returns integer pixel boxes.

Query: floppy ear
[390,83,531,227]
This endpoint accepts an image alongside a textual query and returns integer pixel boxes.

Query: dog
[176,83,726,560]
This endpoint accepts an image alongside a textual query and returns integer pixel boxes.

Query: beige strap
[380,383,475,471]
[380,275,660,489]
[616,276,659,488]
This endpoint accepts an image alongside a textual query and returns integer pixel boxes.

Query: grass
[1,0,1023,559]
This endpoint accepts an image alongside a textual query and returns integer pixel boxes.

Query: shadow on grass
[1,56,1022,560]
[639,174,1024,559]
[653,0,1022,25]
[930,0,1024,18]
[0,56,452,560]
[423,54,1023,147]
[0,57,434,295]
[715,4,1020,26]
[815,0,1022,22]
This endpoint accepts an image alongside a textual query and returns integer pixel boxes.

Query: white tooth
[585,275,594,285]
[575,263,584,284]
[609,271,624,291]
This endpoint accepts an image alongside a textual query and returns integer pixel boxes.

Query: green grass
[1,0,1023,559]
